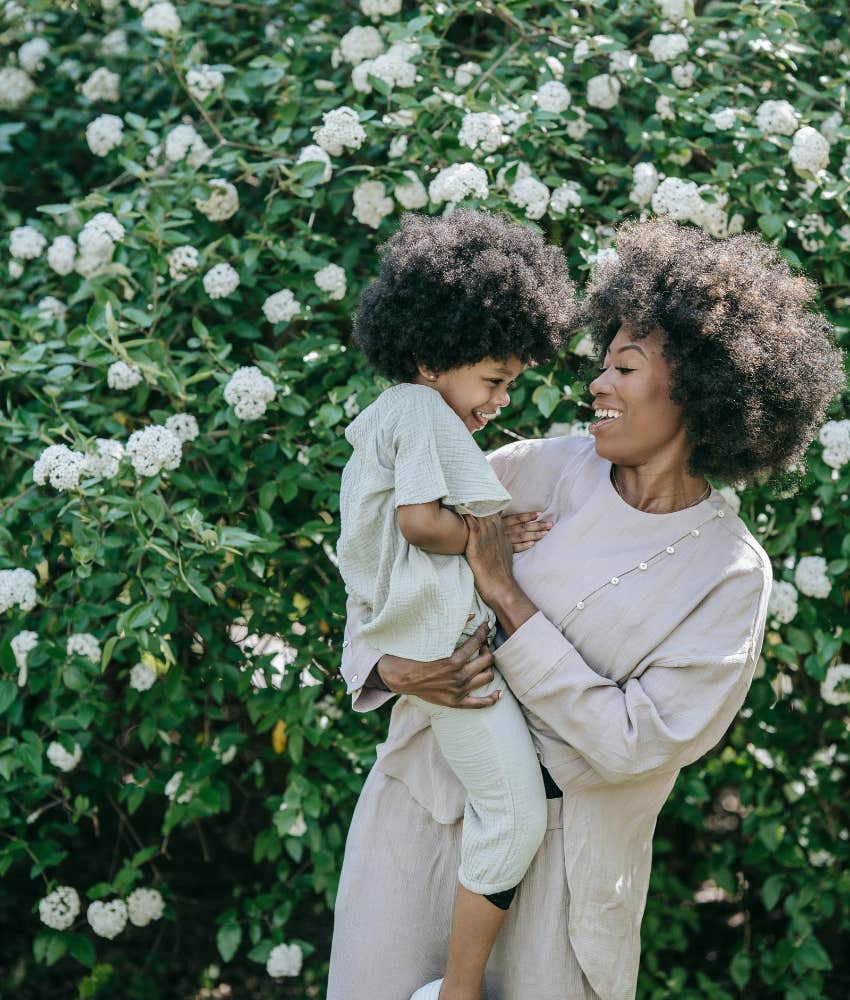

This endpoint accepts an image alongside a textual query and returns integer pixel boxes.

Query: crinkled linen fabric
[331,434,772,1000]
[337,382,510,662]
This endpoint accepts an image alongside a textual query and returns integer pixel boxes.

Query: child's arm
[397,500,469,555]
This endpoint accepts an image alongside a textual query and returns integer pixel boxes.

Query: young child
[337,210,576,1000]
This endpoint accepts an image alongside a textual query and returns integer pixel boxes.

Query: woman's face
[420,356,525,434]
[588,322,690,467]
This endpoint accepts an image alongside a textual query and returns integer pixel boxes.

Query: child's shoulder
[346,383,455,444]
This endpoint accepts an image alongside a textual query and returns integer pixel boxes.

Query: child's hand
[501,512,552,553]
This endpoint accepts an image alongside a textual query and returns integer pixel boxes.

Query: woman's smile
[590,406,622,434]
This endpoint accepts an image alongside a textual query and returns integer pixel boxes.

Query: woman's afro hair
[583,218,845,484]
[351,209,580,380]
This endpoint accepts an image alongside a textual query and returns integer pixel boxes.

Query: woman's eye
[616,367,634,374]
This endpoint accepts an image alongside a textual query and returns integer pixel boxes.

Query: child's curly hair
[583,218,845,483]
[352,210,579,379]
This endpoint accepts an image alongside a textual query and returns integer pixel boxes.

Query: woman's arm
[465,514,771,785]
[397,500,469,554]
[341,595,501,711]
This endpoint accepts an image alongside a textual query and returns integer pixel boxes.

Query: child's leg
[408,671,547,999]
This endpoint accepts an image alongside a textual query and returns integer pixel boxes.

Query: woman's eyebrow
[617,344,648,358]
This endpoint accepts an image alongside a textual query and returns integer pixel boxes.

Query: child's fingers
[501,511,542,527]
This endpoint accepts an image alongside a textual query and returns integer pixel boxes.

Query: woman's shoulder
[705,495,773,594]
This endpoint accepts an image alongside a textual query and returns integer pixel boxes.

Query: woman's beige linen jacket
[340,435,772,1000]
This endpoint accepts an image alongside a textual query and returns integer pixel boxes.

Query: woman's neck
[611,460,710,514]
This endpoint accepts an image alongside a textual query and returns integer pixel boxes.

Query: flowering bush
[1,0,848,997]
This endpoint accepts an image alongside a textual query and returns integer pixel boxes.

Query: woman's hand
[376,623,499,708]
[464,512,518,608]
[501,511,552,553]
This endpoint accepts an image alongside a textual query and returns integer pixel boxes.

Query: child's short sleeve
[388,385,511,515]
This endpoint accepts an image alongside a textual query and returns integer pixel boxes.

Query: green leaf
[532,384,562,419]
[216,922,242,963]
[0,680,17,715]
[68,934,96,968]
[730,952,751,989]
[762,874,785,911]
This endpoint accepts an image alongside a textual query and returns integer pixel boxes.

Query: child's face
[419,356,525,434]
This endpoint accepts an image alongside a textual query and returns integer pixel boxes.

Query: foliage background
[1,0,849,997]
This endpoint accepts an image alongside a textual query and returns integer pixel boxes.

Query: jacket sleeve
[495,562,771,785]
[340,594,396,713]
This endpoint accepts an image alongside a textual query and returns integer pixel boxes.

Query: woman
[328,219,843,1000]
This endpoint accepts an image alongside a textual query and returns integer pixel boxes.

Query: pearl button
[576,601,585,610]
[611,577,619,585]
[639,562,648,570]
[691,529,700,537]
[342,639,350,648]
[717,510,725,518]
[666,546,675,554]
[352,673,358,682]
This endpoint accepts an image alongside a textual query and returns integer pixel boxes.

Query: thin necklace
[611,466,711,512]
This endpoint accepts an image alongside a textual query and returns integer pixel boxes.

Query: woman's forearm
[485,583,539,638]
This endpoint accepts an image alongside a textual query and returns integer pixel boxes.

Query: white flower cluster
[360,0,401,16]
[262,289,301,324]
[353,179,394,228]
[650,177,741,237]
[129,661,157,691]
[266,942,304,978]
[83,439,124,480]
[339,26,383,64]
[33,444,86,491]
[19,38,49,73]
[352,43,418,95]
[0,568,37,615]
[48,235,76,275]
[81,67,120,102]
[429,162,489,206]
[794,555,831,599]
[394,170,428,209]
[10,225,46,259]
[164,770,194,804]
[609,50,638,74]
[499,103,530,134]
[87,899,128,939]
[648,32,688,62]
[535,80,571,113]
[168,244,199,280]
[203,262,240,299]
[789,126,829,175]
[821,663,850,707]
[709,107,737,131]
[47,740,82,772]
[12,630,37,686]
[164,123,211,168]
[768,580,798,624]
[458,112,506,153]
[315,263,346,300]
[755,99,799,136]
[296,144,333,184]
[658,0,690,16]
[314,106,367,155]
[671,62,696,88]
[186,64,224,102]
[86,113,124,156]
[142,1,180,36]
[67,632,101,663]
[509,176,549,220]
[819,420,850,469]
[586,73,620,110]
[195,179,239,221]
[38,885,80,931]
[102,29,129,58]
[126,425,183,477]
[165,413,199,442]
[77,212,125,277]
[0,67,35,109]
[454,62,481,87]
[223,366,277,420]
[549,182,582,214]
[39,886,81,930]
[127,887,164,926]
[108,360,142,390]
[629,162,660,206]
[37,296,67,322]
